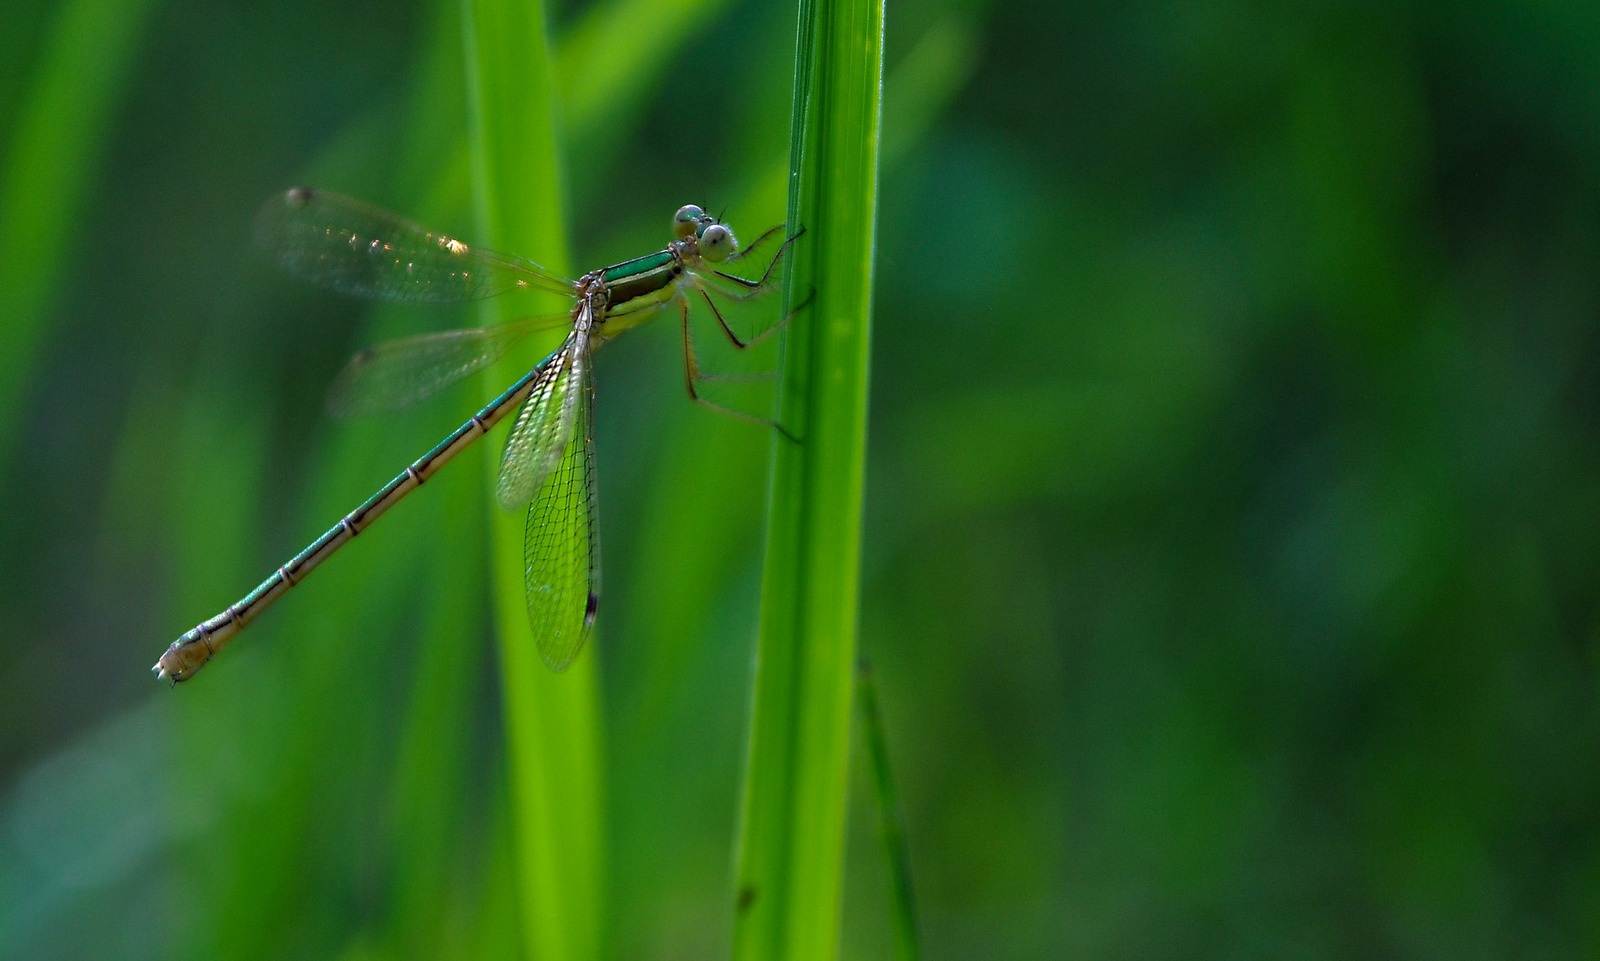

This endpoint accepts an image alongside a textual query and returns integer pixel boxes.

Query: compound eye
[699,223,735,262]
[674,205,705,238]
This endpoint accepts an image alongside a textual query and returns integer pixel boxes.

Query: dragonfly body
[154,187,795,682]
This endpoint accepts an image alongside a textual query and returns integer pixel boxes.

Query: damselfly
[153,187,798,683]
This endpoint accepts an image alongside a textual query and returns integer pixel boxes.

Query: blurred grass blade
[0,0,155,457]
[461,0,605,959]
[381,22,489,947]
[555,0,732,159]
[880,14,977,168]
[731,0,885,959]
[856,659,919,961]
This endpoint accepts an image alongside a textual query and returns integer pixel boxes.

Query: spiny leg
[711,225,806,297]
[679,296,798,443]
[725,223,785,264]
[697,283,813,351]
[695,223,812,348]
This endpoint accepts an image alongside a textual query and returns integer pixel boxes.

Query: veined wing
[257,187,576,303]
[494,299,594,510]
[328,314,574,417]
[523,354,599,672]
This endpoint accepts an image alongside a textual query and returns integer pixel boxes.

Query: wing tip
[533,596,599,673]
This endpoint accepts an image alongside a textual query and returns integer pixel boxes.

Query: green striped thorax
[587,204,739,330]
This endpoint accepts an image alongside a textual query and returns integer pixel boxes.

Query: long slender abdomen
[153,357,552,682]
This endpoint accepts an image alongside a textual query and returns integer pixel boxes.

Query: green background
[3,0,1599,958]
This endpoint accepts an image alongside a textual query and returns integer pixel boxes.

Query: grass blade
[731,0,885,958]
[462,0,605,959]
[856,659,920,961]
[0,0,155,457]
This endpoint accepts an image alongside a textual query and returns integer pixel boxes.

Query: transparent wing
[328,314,573,417]
[523,359,599,672]
[494,301,593,510]
[257,187,576,303]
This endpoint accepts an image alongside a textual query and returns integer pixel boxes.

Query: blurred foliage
[3,0,1600,959]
